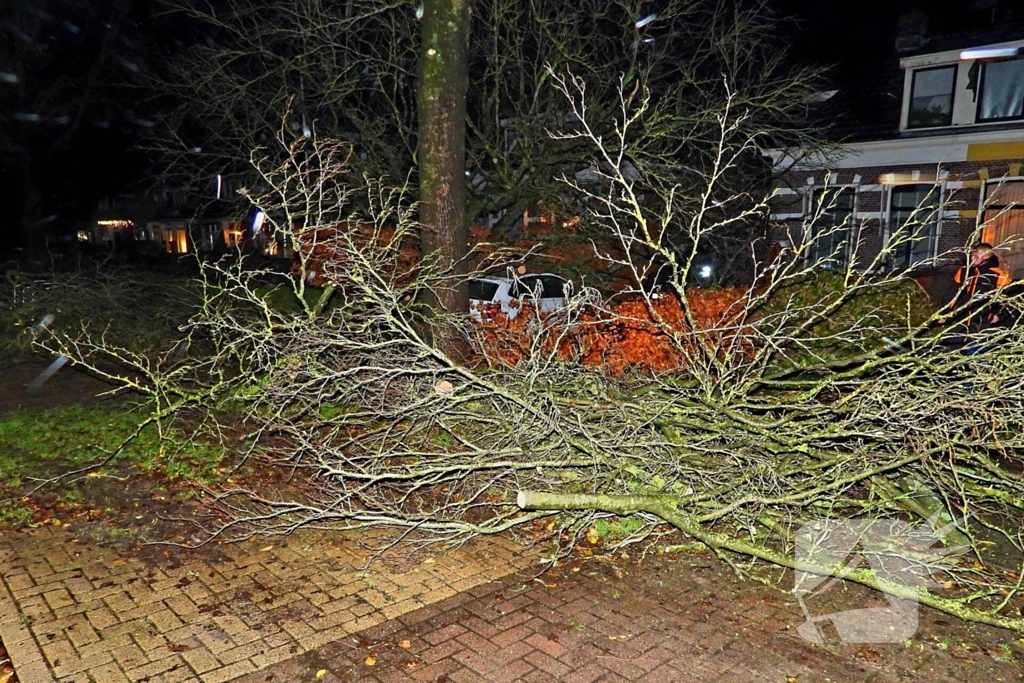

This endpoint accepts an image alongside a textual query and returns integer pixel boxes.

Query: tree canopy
[147,0,823,247]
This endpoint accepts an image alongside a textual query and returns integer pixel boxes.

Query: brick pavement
[0,525,537,683]
[242,551,1024,683]
[3,525,1023,683]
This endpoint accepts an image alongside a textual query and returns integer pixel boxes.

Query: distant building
[769,12,1024,300]
[86,175,287,258]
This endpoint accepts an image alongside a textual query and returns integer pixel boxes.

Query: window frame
[975,57,1024,123]
[887,184,942,270]
[907,64,957,129]
[979,178,1024,278]
[807,186,857,269]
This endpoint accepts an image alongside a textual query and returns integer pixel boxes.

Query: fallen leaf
[855,647,881,662]
[398,640,411,649]
[365,656,376,666]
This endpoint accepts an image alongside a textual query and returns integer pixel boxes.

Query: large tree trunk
[417,0,471,346]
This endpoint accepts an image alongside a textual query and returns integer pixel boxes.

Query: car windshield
[469,279,500,301]
[514,275,567,298]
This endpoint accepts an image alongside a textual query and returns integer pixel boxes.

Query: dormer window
[908,65,956,128]
[976,57,1024,122]
[900,41,1024,131]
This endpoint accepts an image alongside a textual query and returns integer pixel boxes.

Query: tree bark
[418,0,471,331]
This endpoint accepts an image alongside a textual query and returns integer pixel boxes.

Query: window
[981,179,1024,278]
[468,279,500,302]
[809,187,855,268]
[889,185,940,268]
[977,57,1024,122]
[512,275,569,299]
[908,66,956,128]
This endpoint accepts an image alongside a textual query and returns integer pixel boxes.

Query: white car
[469,273,572,320]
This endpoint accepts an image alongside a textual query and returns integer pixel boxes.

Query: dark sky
[775,0,1019,66]
[766,0,1022,109]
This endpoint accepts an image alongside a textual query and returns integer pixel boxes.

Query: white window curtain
[982,180,1024,277]
[979,58,1024,120]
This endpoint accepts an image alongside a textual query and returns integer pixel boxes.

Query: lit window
[908,66,956,128]
[977,57,1024,122]
[889,185,940,268]
[809,187,855,269]
[981,179,1024,278]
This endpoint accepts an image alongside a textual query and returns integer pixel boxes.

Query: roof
[817,62,905,143]
[900,22,1024,58]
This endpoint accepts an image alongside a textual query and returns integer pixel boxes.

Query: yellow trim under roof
[966,142,1024,162]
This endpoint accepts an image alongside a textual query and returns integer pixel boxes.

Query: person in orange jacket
[939,242,1011,337]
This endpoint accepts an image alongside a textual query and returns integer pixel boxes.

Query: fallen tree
[41,24,1024,636]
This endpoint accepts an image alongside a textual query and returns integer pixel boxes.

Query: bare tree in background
[145,0,824,285]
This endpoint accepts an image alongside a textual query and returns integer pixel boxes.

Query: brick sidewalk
[0,526,537,683]
[242,552,1024,683]
[2,527,1022,683]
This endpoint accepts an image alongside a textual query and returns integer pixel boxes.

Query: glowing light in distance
[959,46,1022,60]
[635,13,657,29]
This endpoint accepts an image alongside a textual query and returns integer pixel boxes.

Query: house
[769,10,1024,301]
[85,194,137,247]
[85,175,287,258]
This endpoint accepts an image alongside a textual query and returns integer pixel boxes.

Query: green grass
[0,401,227,490]
[591,516,646,541]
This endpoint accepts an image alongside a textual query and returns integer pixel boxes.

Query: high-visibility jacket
[953,265,1012,288]
[949,257,1012,332]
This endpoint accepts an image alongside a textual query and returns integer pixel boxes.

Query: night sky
[0,0,1018,253]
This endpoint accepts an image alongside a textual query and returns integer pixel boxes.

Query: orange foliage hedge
[292,223,419,288]
[472,289,753,375]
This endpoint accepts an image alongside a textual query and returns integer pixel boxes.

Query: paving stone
[80,661,131,683]
[122,653,188,681]
[4,522,1024,683]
